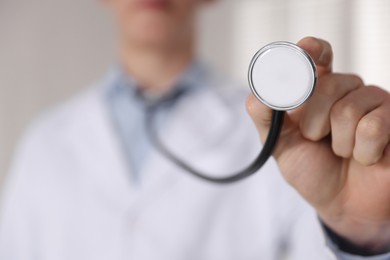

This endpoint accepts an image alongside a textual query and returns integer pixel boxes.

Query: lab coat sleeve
[324,230,390,260]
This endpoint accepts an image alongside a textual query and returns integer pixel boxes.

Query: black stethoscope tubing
[145,106,285,184]
[144,42,315,184]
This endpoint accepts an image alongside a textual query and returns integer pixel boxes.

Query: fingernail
[318,49,327,63]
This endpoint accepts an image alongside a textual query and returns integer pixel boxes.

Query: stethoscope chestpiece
[248,41,317,111]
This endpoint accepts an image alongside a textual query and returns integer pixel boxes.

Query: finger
[297,37,333,76]
[331,86,387,158]
[246,94,274,141]
[354,103,390,165]
[299,74,364,141]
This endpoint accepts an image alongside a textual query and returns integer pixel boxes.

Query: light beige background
[1,0,390,191]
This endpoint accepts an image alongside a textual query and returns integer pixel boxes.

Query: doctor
[1,0,389,259]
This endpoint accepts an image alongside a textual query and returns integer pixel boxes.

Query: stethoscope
[146,42,317,184]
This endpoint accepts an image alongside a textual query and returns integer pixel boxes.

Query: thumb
[246,93,297,159]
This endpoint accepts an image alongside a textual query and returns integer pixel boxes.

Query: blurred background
[1,0,390,193]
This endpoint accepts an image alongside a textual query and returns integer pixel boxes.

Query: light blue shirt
[104,62,208,182]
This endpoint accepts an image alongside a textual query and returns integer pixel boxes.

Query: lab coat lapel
[69,87,136,211]
[74,86,180,208]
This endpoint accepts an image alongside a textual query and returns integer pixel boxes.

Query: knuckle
[357,115,387,140]
[317,74,363,99]
[318,75,339,97]
[367,85,389,98]
[349,74,364,87]
[332,100,360,122]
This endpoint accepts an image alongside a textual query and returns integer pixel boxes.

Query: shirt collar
[104,60,210,107]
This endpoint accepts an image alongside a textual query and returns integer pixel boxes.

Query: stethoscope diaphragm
[248,41,317,111]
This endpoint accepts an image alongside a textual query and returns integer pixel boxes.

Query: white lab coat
[0,73,349,260]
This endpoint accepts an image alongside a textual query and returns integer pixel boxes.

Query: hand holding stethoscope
[148,37,390,251]
[246,37,390,252]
